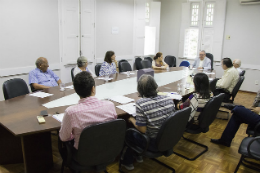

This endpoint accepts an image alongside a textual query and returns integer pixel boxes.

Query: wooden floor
[0,91,259,173]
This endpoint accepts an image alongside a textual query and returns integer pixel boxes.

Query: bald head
[36,57,49,72]
[233,59,241,68]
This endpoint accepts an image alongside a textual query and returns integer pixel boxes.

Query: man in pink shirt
[59,71,117,149]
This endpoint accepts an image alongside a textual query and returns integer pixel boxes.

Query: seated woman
[73,56,95,77]
[152,52,169,69]
[121,74,175,170]
[177,73,212,123]
[99,51,118,76]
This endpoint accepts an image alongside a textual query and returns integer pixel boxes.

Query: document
[30,91,53,98]
[97,77,113,81]
[167,92,182,100]
[52,113,64,122]
[204,72,215,75]
[109,95,134,104]
[65,85,74,89]
[117,103,136,116]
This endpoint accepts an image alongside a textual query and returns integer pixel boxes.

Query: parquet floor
[0,91,259,173]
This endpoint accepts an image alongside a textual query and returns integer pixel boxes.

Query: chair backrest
[179,60,190,67]
[76,119,126,166]
[198,93,225,130]
[164,55,176,67]
[135,57,143,70]
[156,107,191,152]
[206,53,214,70]
[118,59,128,72]
[144,57,153,64]
[71,67,75,81]
[240,70,245,76]
[141,60,152,69]
[95,64,101,76]
[3,78,30,100]
[121,62,132,72]
[209,78,219,92]
[231,76,245,101]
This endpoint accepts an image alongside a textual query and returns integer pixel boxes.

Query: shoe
[223,104,236,110]
[135,156,143,163]
[210,139,231,147]
[122,163,134,171]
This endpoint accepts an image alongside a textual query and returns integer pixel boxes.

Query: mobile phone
[37,116,45,124]
[40,110,48,117]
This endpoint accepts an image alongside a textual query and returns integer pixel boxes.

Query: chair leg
[241,157,260,172]
[118,159,125,173]
[173,136,208,161]
[151,158,175,173]
[60,161,65,173]
[234,155,244,173]
[104,170,109,173]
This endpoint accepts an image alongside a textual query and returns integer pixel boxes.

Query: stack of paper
[65,85,74,89]
[116,103,136,116]
[167,92,182,100]
[52,113,64,122]
[109,95,134,104]
[30,91,53,98]
[97,77,113,81]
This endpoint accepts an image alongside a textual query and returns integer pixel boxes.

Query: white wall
[159,0,260,92]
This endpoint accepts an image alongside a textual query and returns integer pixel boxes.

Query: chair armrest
[125,128,150,155]
[247,136,260,159]
[254,121,260,137]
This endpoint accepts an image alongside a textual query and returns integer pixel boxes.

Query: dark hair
[73,71,95,98]
[104,51,115,63]
[153,52,162,60]
[137,75,158,98]
[193,73,210,99]
[222,58,233,68]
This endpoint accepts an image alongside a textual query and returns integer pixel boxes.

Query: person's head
[104,51,115,63]
[137,75,158,98]
[233,59,241,69]
[73,71,96,98]
[77,56,88,68]
[222,58,233,70]
[36,57,49,72]
[199,50,206,60]
[153,52,163,61]
[193,73,210,99]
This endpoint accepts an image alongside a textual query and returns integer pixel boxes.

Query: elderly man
[233,59,242,74]
[29,57,62,90]
[73,56,95,77]
[121,75,175,170]
[192,50,212,70]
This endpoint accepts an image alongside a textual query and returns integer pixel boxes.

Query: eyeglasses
[199,54,205,56]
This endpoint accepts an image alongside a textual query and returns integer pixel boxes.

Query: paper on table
[209,78,214,81]
[30,91,53,98]
[204,72,215,75]
[117,103,136,116]
[65,85,74,89]
[97,77,113,81]
[121,72,135,75]
[52,113,64,122]
[109,95,134,104]
[158,92,168,96]
[167,92,182,100]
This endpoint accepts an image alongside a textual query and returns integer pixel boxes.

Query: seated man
[59,71,117,149]
[213,58,239,101]
[192,50,211,70]
[29,57,62,90]
[121,74,175,170]
[211,90,260,147]
[233,59,242,74]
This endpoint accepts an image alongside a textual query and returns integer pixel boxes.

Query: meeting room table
[0,67,215,173]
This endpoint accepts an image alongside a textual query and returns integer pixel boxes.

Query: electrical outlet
[255,80,259,85]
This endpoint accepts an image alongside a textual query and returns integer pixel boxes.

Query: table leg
[21,132,53,173]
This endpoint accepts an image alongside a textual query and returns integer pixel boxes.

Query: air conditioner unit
[240,0,260,4]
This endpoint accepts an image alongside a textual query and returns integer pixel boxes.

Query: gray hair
[77,56,88,67]
[137,75,158,98]
[233,59,241,67]
[200,50,206,54]
[35,57,46,67]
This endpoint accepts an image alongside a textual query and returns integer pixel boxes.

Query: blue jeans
[221,106,260,144]
[121,131,158,165]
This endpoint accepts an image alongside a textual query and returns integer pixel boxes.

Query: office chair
[234,136,260,173]
[120,62,132,72]
[3,78,30,100]
[206,53,214,70]
[71,67,75,81]
[209,78,219,92]
[59,119,126,173]
[179,60,190,67]
[144,57,153,64]
[229,76,245,103]
[173,93,225,160]
[120,107,191,173]
[135,57,143,70]
[164,55,176,67]
[246,102,260,137]
[141,60,152,69]
[95,64,101,76]
[118,59,128,72]
[240,70,246,76]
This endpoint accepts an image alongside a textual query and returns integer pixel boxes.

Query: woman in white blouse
[152,52,169,70]
[74,56,95,77]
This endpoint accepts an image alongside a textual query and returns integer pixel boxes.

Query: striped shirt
[135,95,175,139]
[99,61,117,76]
[59,96,117,149]
[29,68,59,87]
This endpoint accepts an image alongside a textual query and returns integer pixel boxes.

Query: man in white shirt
[233,59,242,74]
[214,58,239,102]
[192,50,212,70]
